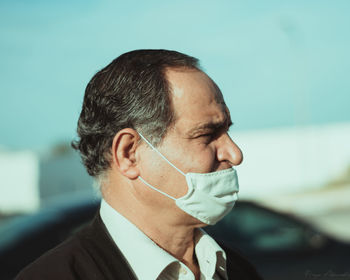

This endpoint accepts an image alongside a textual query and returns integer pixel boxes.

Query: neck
[103,180,201,277]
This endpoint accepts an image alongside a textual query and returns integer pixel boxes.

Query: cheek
[139,148,164,178]
[141,148,186,186]
[178,144,217,173]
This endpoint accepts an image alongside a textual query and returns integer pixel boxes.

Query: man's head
[72,49,200,180]
[73,49,243,225]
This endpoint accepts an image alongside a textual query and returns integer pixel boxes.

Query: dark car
[0,195,349,280]
[0,193,100,280]
[205,202,350,280]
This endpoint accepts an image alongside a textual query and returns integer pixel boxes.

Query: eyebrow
[187,117,233,138]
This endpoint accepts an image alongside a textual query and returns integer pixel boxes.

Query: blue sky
[1,0,349,149]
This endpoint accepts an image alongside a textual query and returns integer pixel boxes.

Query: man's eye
[201,133,212,137]
[201,133,215,142]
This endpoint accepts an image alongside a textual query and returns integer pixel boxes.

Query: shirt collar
[195,228,228,279]
[100,199,227,280]
[100,199,177,280]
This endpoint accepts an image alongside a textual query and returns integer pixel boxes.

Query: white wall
[0,150,40,213]
[232,122,350,198]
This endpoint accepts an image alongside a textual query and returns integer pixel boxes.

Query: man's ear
[111,128,140,180]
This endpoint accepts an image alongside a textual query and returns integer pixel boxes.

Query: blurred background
[0,0,349,279]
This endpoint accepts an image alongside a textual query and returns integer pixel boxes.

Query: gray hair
[72,49,200,180]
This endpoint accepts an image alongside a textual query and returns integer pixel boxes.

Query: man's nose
[216,133,243,166]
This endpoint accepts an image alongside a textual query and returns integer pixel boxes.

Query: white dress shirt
[100,199,228,280]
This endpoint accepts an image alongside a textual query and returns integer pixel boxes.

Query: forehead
[166,68,227,132]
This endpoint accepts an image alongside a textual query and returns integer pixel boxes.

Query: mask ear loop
[138,176,176,200]
[138,132,186,176]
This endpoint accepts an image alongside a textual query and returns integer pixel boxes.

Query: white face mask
[137,132,239,225]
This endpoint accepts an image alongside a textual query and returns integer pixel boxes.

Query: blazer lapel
[78,213,138,280]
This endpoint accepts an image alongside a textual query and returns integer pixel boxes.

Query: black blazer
[16,214,263,280]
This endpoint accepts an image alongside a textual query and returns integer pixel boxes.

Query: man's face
[136,68,243,220]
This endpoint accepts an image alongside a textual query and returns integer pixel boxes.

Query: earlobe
[111,129,140,179]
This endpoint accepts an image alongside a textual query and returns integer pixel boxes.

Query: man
[16,50,262,279]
